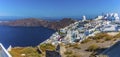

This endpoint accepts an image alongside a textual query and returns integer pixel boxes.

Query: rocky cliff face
[0,18,76,30]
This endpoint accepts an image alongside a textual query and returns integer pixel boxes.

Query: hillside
[0,18,76,30]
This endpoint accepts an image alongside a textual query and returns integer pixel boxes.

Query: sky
[0,0,120,18]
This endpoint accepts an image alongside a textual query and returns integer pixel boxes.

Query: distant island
[0,18,76,30]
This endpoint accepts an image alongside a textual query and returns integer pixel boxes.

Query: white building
[102,25,117,32]
[82,15,86,21]
[95,16,103,20]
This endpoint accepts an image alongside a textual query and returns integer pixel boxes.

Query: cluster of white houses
[43,13,120,45]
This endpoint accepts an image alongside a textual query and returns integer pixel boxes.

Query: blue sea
[0,26,56,48]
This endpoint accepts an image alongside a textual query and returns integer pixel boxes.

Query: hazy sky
[0,0,120,18]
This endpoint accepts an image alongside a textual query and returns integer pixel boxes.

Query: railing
[0,43,12,57]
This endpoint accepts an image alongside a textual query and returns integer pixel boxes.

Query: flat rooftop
[102,41,120,57]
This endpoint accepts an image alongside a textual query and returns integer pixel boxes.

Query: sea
[0,26,56,48]
[0,15,98,49]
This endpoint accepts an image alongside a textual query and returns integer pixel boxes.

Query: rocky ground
[60,32,120,57]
